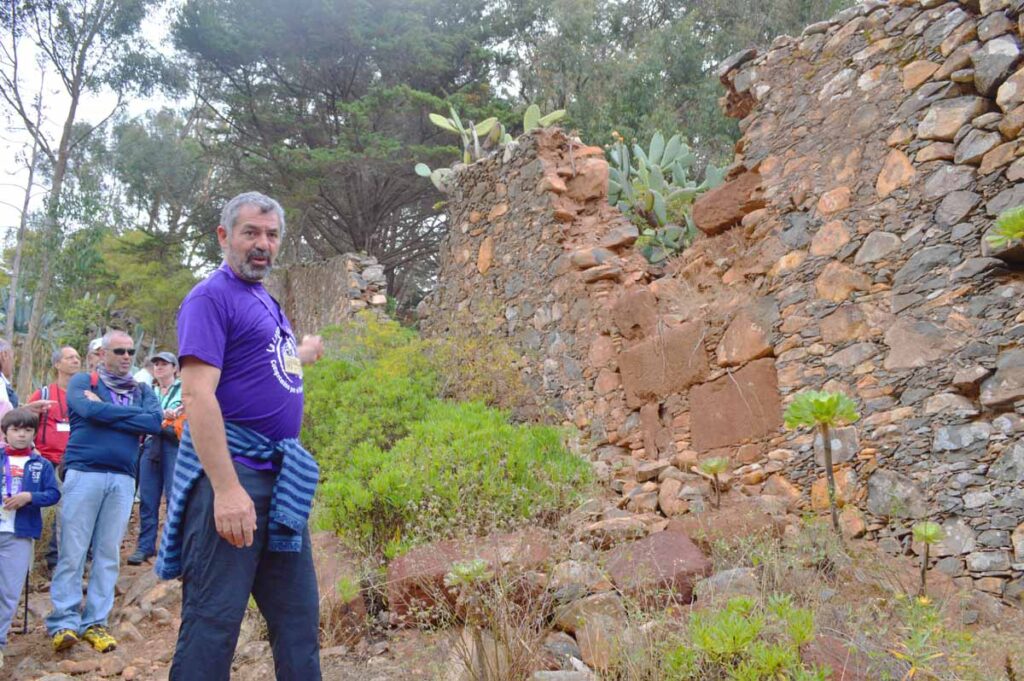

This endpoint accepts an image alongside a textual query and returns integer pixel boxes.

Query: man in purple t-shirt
[167,191,324,680]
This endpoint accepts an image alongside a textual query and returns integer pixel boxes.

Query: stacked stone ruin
[422,0,1024,602]
[267,252,389,336]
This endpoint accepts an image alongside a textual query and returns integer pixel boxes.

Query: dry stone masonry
[422,0,1024,602]
[267,252,388,336]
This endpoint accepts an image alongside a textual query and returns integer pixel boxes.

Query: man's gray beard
[238,259,272,281]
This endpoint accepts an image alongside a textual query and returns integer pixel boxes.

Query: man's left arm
[103,385,163,435]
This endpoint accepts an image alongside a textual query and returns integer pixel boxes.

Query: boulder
[716,298,779,367]
[866,469,928,518]
[971,34,1021,97]
[565,157,610,203]
[875,149,916,198]
[665,499,786,550]
[815,261,871,302]
[620,321,709,408]
[980,348,1024,407]
[883,319,956,371]
[692,171,764,236]
[990,441,1024,482]
[604,531,711,605]
[694,567,760,603]
[386,528,553,620]
[954,129,1002,165]
[854,231,901,265]
[802,634,876,681]
[922,164,976,200]
[935,191,981,226]
[688,358,782,451]
[611,288,658,340]
[917,97,990,140]
[311,532,368,645]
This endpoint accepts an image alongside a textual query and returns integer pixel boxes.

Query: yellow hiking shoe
[51,628,79,652]
[82,625,117,653]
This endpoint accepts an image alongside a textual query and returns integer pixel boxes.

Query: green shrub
[661,596,831,680]
[303,314,437,468]
[317,399,591,559]
[304,312,591,560]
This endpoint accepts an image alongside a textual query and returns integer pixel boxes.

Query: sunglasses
[111,348,136,356]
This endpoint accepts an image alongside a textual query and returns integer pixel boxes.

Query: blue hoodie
[1,450,60,539]
[63,372,163,478]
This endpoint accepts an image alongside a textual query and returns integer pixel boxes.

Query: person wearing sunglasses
[45,330,162,655]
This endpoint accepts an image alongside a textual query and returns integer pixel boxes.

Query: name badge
[284,355,303,377]
[56,422,71,433]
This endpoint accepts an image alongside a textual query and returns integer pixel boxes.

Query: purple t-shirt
[177,263,303,442]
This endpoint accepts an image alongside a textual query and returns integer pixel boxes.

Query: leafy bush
[303,316,436,468]
[317,400,591,558]
[662,595,830,680]
[304,312,591,559]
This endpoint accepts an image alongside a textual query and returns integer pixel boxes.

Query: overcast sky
[0,4,179,246]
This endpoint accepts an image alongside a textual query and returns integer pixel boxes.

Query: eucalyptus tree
[0,0,166,393]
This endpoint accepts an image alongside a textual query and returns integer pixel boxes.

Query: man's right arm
[180,357,257,548]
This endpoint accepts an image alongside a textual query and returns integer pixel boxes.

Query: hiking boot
[82,625,116,653]
[51,629,79,652]
[126,549,153,566]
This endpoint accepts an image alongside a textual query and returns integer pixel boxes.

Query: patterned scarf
[97,365,138,396]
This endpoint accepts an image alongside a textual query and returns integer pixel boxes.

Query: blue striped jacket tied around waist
[154,421,320,580]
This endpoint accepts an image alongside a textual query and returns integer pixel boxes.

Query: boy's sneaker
[82,625,116,653]
[51,629,79,652]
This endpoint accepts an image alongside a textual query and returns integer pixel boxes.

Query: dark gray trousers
[170,462,321,681]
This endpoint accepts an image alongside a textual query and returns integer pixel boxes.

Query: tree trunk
[822,423,840,534]
[6,136,41,340]
[16,70,82,396]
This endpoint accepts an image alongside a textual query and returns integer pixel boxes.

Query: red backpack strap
[90,371,99,391]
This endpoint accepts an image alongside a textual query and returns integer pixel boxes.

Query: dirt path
[3,509,450,681]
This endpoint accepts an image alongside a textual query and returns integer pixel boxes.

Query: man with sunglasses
[45,330,162,654]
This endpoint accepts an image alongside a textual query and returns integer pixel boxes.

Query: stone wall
[266,253,388,336]
[422,0,1024,600]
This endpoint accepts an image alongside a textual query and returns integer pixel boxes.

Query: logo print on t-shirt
[267,328,304,395]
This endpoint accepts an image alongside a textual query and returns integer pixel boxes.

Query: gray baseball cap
[149,351,178,367]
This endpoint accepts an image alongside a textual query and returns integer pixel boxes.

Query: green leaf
[912,521,944,544]
[648,131,665,166]
[699,164,727,191]
[523,104,541,132]
[651,189,667,225]
[414,162,432,177]
[474,117,498,136]
[449,106,464,131]
[537,109,565,126]
[661,134,682,167]
[633,144,649,170]
[783,390,860,430]
[650,165,666,193]
[429,113,458,133]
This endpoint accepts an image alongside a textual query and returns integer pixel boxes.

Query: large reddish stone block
[611,288,658,340]
[603,530,711,605]
[688,358,782,451]
[666,499,785,550]
[692,171,763,236]
[386,528,552,621]
[619,321,710,409]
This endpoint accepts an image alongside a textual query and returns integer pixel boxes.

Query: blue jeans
[136,435,179,556]
[46,470,135,635]
[170,463,321,680]
[0,533,32,646]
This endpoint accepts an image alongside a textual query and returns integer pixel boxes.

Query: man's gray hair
[101,330,132,349]
[220,192,286,237]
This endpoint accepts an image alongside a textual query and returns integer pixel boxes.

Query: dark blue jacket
[64,372,163,478]
[2,451,60,539]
